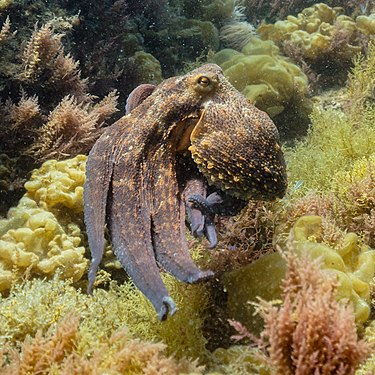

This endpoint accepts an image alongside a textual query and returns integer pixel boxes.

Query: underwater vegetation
[0,13,119,214]
[0,278,208,374]
[241,0,374,23]
[282,41,375,249]
[0,0,375,374]
[230,251,372,375]
[1,1,375,214]
[257,3,375,87]
[212,36,312,138]
[1,314,202,374]
[211,2,375,138]
[223,214,375,332]
[0,156,88,292]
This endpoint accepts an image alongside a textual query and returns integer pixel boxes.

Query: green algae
[0,273,210,363]
[210,346,271,375]
[286,43,375,196]
[285,106,375,194]
[222,252,287,335]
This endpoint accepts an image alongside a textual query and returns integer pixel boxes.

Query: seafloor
[0,1,375,374]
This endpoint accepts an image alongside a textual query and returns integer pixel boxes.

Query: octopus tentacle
[108,211,177,321]
[84,64,287,320]
[107,148,177,321]
[84,131,116,293]
[125,84,156,114]
[177,156,215,242]
[182,177,207,237]
[188,193,223,248]
[151,146,214,283]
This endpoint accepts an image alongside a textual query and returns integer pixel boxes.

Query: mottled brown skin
[84,64,287,320]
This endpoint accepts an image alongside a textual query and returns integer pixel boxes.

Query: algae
[212,37,311,121]
[0,273,210,363]
[257,2,373,86]
[286,42,375,195]
[0,311,205,375]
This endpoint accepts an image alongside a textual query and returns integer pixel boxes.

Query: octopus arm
[150,146,214,283]
[183,177,207,237]
[84,130,116,293]
[107,147,178,321]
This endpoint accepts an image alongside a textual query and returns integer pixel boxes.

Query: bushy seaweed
[0,312,204,375]
[0,272,210,364]
[275,42,375,248]
[286,105,375,195]
[286,42,375,193]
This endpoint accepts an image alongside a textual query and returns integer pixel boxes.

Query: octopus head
[187,66,288,201]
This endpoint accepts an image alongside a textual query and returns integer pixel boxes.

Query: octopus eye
[197,75,210,87]
[193,74,216,94]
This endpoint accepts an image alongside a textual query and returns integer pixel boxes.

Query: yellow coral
[24,155,86,212]
[222,215,375,327]
[356,14,375,36]
[258,3,366,62]
[0,197,87,291]
[291,215,375,324]
[258,3,342,42]
[0,156,88,292]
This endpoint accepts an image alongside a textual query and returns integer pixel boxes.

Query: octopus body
[84,64,287,320]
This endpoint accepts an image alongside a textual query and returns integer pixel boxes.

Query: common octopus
[84,64,287,320]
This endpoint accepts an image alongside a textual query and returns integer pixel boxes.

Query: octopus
[84,64,287,320]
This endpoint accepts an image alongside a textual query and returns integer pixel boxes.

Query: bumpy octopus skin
[84,64,287,320]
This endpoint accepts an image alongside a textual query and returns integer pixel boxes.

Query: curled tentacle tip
[86,281,94,295]
[194,227,205,238]
[191,221,204,236]
[205,222,218,248]
[158,296,178,321]
[207,239,218,249]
